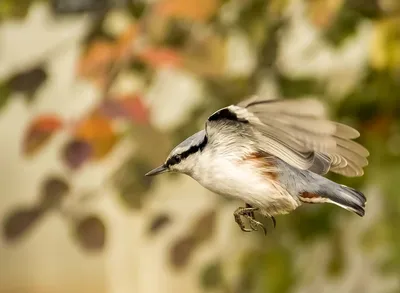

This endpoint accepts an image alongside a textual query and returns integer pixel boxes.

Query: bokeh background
[1,0,400,293]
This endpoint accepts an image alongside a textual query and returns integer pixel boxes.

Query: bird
[145,96,369,234]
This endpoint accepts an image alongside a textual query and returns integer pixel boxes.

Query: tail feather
[299,185,366,217]
[325,185,366,217]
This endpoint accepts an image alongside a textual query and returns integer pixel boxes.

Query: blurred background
[0,0,400,293]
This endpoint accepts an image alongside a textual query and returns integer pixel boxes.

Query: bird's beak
[145,165,169,177]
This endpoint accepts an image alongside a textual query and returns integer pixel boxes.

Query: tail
[300,184,366,217]
[326,185,366,217]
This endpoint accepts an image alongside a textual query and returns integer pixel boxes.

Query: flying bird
[145,96,369,234]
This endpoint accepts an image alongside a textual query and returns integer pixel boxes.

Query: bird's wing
[205,96,369,177]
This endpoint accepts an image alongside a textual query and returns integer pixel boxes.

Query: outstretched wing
[205,96,369,177]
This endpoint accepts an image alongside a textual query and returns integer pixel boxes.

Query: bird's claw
[234,206,267,235]
[246,216,267,235]
[271,216,276,229]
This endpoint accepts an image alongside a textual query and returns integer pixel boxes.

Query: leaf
[75,113,114,140]
[129,124,172,166]
[169,236,197,269]
[2,207,45,242]
[62,139,93,170]
[112,156,155,210]
[155,0,219,23]
[119,95,150,124]
[370,19,400,70]
[137,47,183,68]
[169,210,217,270]
[77,40,117,88]
[39,176,70,210]
[74,215,106,251]
[8,66,48,100]
[74,113,119,159]
[23,115,63,156]
[191,209,216,244]
[147,213,171,235]
[98,99,127,119]
[98,95,150,124]
[200,261,223,290]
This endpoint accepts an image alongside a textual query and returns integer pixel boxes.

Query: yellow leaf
[155,0,219,23]
[370,18,400,70]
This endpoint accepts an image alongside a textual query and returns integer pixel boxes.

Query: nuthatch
[146,97,368,234]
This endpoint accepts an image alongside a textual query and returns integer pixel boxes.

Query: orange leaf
[155,0,219,23]
[116,24,139,58]
[137,47,182,68]
[120,95,150,124]
[75,113,114,140]
[32,115,63,131]
[77,40,117,87]
[97,95,150,124]
[74,113,119,160]
[23,115,63,156]
[91,134,119,160]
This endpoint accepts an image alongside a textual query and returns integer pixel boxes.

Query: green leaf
[200,261,223,290]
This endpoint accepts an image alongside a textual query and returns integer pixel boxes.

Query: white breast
[191,152,300,216]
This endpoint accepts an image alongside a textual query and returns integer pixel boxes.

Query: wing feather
[206,96,369,177]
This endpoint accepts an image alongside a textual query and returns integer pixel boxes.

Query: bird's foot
[234,206,267,235]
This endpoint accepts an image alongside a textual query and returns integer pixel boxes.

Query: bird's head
[145,130,208,177]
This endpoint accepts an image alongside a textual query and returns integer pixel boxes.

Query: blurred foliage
[23,115,63,156]
[39,176,70,209]
[112,155,155,209]
[239,245,295,293]
[2,206,45,242]
[147,213,172,235]
[0,0,34,20]
[200,261,223,290]
[8,65,48,100]
[169,209,216,270]
[74,214,106,251]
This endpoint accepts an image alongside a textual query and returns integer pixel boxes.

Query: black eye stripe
[167,156,179,166]
[166,136,208,167]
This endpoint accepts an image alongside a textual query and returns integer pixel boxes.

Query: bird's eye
[167,155,181,166]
